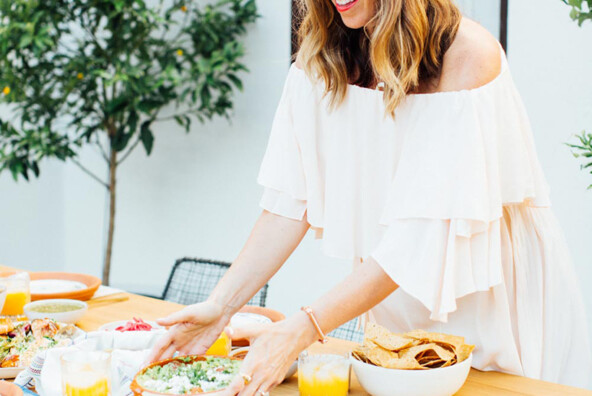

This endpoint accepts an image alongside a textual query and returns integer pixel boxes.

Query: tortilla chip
[363,341,400,367]
[440,358,457,368]
[384,355,425,370]
[456,343,475,362]
[354,327,475,370]
[365,322,414,351]
[399,343,455,363]
[404,330,465,353]
[352,348,372,364]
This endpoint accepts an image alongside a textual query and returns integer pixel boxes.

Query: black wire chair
[161,257,269,307]
[328,317,364,343]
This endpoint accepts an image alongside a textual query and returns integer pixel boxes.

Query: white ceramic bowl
[352,354,472,396]
[24,299,88,324]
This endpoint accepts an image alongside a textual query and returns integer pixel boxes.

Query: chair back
[328,317,364,343]
[162,257,268,307]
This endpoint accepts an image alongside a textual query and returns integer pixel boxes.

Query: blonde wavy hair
[296,0,462,115]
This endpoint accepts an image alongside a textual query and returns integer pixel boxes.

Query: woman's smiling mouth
[334,0,360,13]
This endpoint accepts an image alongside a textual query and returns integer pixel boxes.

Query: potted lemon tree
[0,0,257,284]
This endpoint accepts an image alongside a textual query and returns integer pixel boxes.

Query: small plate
[98,319,162,332]
[30,272,101,301]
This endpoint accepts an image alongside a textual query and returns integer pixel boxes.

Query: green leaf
[227,74,243,91]
[140,121,154,155]
[106,97,129,116]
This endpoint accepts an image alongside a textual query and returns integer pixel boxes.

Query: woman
[149,0,591,393]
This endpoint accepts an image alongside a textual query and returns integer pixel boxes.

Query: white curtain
[455,0,501,40]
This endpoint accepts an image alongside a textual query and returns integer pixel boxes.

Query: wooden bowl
[232,306,285,347]
[131,355,243,395]
[29,272,101,301]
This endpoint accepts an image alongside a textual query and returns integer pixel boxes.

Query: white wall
[1,0,592,376]
[507,0,592,344]
[0,159,65,272]
[456,0,500,38]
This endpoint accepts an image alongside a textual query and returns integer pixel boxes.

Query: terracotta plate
[131,355,243,395]
[29,272,101,301]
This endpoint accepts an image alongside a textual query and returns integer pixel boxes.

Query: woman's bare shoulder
[437,18,502,92]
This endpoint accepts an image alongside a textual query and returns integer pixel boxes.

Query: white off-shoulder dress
[257,49,591,387]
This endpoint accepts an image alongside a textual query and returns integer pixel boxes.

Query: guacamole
[136,357,241,394]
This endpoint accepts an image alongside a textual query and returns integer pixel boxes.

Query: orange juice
[2,290,30,316]
[0,272,30,316]
[206,331,231,356]
[64,376,109,396]
[61,351,110,396]
[298,354,350,396]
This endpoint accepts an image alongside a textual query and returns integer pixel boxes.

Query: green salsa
[29,302,82,313]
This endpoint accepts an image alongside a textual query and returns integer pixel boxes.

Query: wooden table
[78,292,591,396]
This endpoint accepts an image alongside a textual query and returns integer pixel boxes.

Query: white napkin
[24,330,166,396]
[92,285,125,299]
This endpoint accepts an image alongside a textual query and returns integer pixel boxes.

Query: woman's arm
[148,209,310,362]
[223,257,398,396]
[209,209,310,317]
[306,256,398,334]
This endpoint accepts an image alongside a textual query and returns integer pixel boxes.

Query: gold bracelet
[301,306,328,344]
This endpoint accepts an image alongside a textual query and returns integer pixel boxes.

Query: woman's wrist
[284,310,323,349]
[203,298,235,325]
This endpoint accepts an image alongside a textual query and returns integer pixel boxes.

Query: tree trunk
[103,148,117,286]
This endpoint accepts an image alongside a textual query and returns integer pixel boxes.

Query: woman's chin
[340,15,368,29]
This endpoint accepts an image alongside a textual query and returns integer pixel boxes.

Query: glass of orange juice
[206,331,231,356]
[61,351,111,396]
[298,352,350,396]
[0,272,31,316]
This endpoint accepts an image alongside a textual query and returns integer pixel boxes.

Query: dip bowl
[351,353,472,396]
[24,298,88,324]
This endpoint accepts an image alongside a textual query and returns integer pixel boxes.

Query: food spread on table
[134,356,241,394]
[115,317,153,332]
[352,323,475,369]
[0,318,78,368]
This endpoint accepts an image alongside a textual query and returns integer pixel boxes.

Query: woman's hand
[220,312,317,396]
[147,300,231,363]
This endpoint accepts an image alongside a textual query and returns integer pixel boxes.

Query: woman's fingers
[145,332,174,363]
[225,323,268,342]
[156,306,195,326]
[159,343,178,361]
[222,374,247,396]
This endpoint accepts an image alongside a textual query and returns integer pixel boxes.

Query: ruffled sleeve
[371,66,550,323]
[257,67,307,220]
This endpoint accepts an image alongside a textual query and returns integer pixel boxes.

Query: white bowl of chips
[351,324,474,396]
[352,352,472,396]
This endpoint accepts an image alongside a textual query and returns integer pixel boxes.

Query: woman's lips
[334,0,360,13]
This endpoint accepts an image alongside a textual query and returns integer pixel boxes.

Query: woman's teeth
[336,0,355,4]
